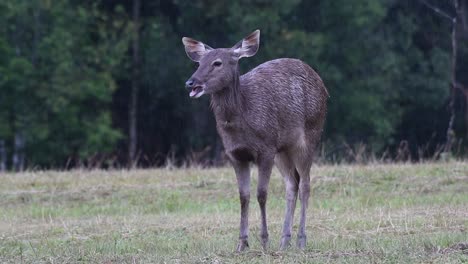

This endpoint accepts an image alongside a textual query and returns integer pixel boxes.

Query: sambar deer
[182,30,328,251]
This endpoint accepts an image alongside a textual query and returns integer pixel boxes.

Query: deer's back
[240,58,327,144]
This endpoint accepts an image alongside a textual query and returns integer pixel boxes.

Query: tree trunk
[444,0,459,153]
[0,140,6,172]
[465,91,468,139]
[462,0,467,34]
[129,0,141,167]
[12,133,25,171]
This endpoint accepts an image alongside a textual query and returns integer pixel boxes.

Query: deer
[182,30,328,251]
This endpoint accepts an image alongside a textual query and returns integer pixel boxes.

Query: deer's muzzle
[185,78,205,98]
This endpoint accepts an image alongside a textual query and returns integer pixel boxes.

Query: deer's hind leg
[292,138,317,249]
[276,152,299,250]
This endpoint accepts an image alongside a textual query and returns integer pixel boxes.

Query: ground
[0,162,467,263]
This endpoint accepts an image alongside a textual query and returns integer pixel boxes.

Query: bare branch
[454,82,468,96]
[419,0,456,22]
[454,82,465,90]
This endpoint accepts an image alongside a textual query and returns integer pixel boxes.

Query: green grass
[0,162,467,263]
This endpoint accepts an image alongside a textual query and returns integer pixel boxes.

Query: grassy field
[0,162,467,263]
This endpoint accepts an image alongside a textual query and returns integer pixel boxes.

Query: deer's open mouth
[189,86,205,98]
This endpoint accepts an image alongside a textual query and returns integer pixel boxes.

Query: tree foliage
[0,0,467,169]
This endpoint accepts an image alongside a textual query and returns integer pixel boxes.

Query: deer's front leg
[257,155,274,251]
[233,162,251,252]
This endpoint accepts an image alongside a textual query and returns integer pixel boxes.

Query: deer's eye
[212,60,222,67]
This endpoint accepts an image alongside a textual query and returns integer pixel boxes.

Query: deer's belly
[227,147,256,163]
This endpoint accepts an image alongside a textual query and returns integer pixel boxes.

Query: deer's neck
[210,73,245,125]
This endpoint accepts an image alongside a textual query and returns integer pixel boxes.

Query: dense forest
[0,0,467,170]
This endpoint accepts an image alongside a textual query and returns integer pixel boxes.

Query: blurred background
[0,0,467,170]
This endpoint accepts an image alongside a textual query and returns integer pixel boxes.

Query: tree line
[0,0,467,170]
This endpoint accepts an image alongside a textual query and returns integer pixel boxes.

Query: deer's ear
[232,30,260,59]
[182,37,213,62]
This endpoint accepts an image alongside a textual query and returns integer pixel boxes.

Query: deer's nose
[185,79,195,89]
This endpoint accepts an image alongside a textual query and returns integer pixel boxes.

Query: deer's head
[182,30,260,98]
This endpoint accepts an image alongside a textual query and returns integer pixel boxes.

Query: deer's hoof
[297,235,307,250]
[279,235,292,250]
[236,240,249,252]
[260,235,269,251]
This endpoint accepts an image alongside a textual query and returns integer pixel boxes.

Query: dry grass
[0,162,467,263]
